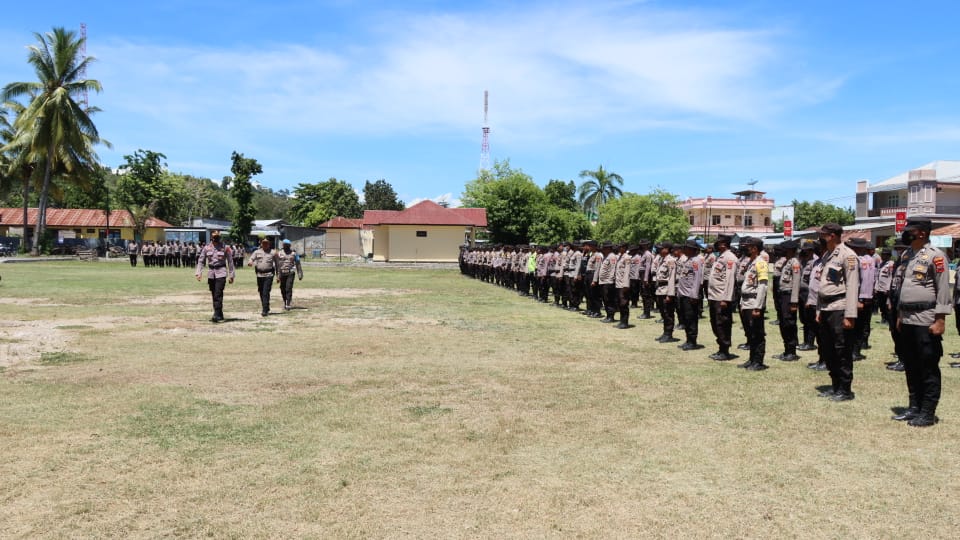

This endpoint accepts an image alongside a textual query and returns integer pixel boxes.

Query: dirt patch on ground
[122,288,411,305]
[0,297,63,307]
[0,316,125,370]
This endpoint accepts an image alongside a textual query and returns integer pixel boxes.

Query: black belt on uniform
[741,293,757,299]
[819,293,844,303]
[899,302,936,311]
[209,263,225,269]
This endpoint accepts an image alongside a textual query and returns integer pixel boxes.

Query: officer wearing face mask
[814,223,860,402]
[893,217,951,427]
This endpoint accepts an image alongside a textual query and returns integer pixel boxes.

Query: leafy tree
[578,165,623,220]
[791,199,855,231]
[117,149,189,223]
[543,179,578,212]
[363,179,405,211]
[528,206,592,245]
[461,160,545,244]
[2,27,107,254]
[228,151,262,242]
[290,178,362,227]
[253,186,292,220]
[594,189,689,243]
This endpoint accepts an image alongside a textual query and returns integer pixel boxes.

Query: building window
[689,215,695,225]
[416,231,427,237]
[909,185,920,204]
[764,217,771,226]
[887,193,900,207]
[86,228,95,234]
[712,215,721,226]
[744,215,754,227]
[923,183,934,203]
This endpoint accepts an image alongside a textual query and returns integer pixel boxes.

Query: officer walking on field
[195,230,235,322]
[276,238,304,310]
[893,217,951,427]
[814,223,860,401]
[248,238,280,317]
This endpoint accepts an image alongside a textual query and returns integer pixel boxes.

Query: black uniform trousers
[772,276,782,321]
[777,292,798,354]
[709,299,734,353]
[801,303,819,346]
[618,287,631,322]
[208,277,226,317]
[660,296,676,336]
[900,323,943,415]
[640,281,655,316]
[679,296,699,344]
[742,309,765,365]
[256,275,273,313]
[279,272,296,306]
[818,310,854,392]
[602,284,617,318]
[853,299,873,353]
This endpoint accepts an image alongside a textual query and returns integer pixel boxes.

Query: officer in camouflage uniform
[276,238,304,310]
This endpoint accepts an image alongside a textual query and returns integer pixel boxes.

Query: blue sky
[2,0,959,208]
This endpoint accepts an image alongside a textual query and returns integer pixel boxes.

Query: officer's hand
[228,277,234,284]
[790,304,798,313]
[930,318,946,336]
[276,278,280,284]
[896,317,902,332]
[857,301,864,310]
[842,317,854,329]
[195,275,201,281]
[665,296,672,303]
[298,275,303,281]
[720,301,728,308]
[815,313,821,324]
[752,309,762,318]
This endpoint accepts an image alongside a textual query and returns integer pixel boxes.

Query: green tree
[543,179,578,212]
[115,150,170,236]
[594,189,689,243]
[363,179,405,211]
[290,178,362,227]
[461,160,545,244]
[1,27,106,255]
[528,206,592,245]
[791,199,855,231]
[578,165,624,220]
[228,151,262,242]
[253,186,292,220]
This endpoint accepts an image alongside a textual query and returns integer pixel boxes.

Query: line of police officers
[459,216,955,427]
[126,239,246,270]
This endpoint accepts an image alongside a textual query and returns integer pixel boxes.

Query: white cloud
[89,3,832,148]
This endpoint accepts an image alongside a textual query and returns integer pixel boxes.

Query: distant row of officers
[459,216,953,428]
[125,240,246,270]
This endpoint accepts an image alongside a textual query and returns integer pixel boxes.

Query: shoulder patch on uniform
[934,256,946,273]
[727,261,734,269]
[845,256,857,271]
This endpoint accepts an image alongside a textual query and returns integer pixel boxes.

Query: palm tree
[578,165,624,220]
[2,27,105,255]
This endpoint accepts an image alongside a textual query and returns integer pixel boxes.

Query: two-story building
[679,190,775,239]
[854,160,960,246]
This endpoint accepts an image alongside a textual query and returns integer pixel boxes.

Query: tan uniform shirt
[655,254,677,296]
[707,250,738,302]
[740,256,768,310]
[779,256,802,304]
[816,243,859,318]
[614,253,631,288]
[898,243,952,326]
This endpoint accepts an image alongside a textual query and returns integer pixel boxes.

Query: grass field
[1,260,959,538]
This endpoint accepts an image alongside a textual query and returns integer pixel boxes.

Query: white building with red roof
[0,207,172,244]
[362,200,487,262]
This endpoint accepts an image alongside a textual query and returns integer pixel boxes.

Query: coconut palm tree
[2,27,106,254]
[577,165,624,220]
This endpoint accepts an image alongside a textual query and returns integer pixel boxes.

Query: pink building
[679,190,776,238]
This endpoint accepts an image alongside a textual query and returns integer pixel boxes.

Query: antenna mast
[79,23,89,108]
[480,90,491,172]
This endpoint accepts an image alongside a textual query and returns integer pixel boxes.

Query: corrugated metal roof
[867,160,960,193]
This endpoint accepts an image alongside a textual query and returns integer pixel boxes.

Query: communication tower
[480,90,491,172]
[79,23,89,107]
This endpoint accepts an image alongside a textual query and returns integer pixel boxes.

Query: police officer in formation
[460,225,957,427]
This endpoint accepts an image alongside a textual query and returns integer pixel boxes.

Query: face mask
[818,237,828,249]
[901,231,915,244]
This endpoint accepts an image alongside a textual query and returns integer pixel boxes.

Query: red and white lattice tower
[79,23,89,108]
[480,90,491,172]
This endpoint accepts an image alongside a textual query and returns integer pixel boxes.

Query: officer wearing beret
[893,217,951,426]
[815,223,860,401]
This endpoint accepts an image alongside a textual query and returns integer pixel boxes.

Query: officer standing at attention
[655,242,679,342]
[127,240,139,267]
[774,239,802,362]
[249,238,280,317]
[614,243,632,328]
[638,240,655,319]
[597,241,618,323]
[847,238,876,361]
[276,238,304,310]
[894,217,951,426]
[195,230,235,322]
[707,235,738,361]
[738,237,769,370]
[677,240,704,350]
[815,223,860,401]
[770,245,786,326]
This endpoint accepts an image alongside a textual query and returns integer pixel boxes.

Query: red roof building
[0,207,172,242]
[362,201,487,262]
